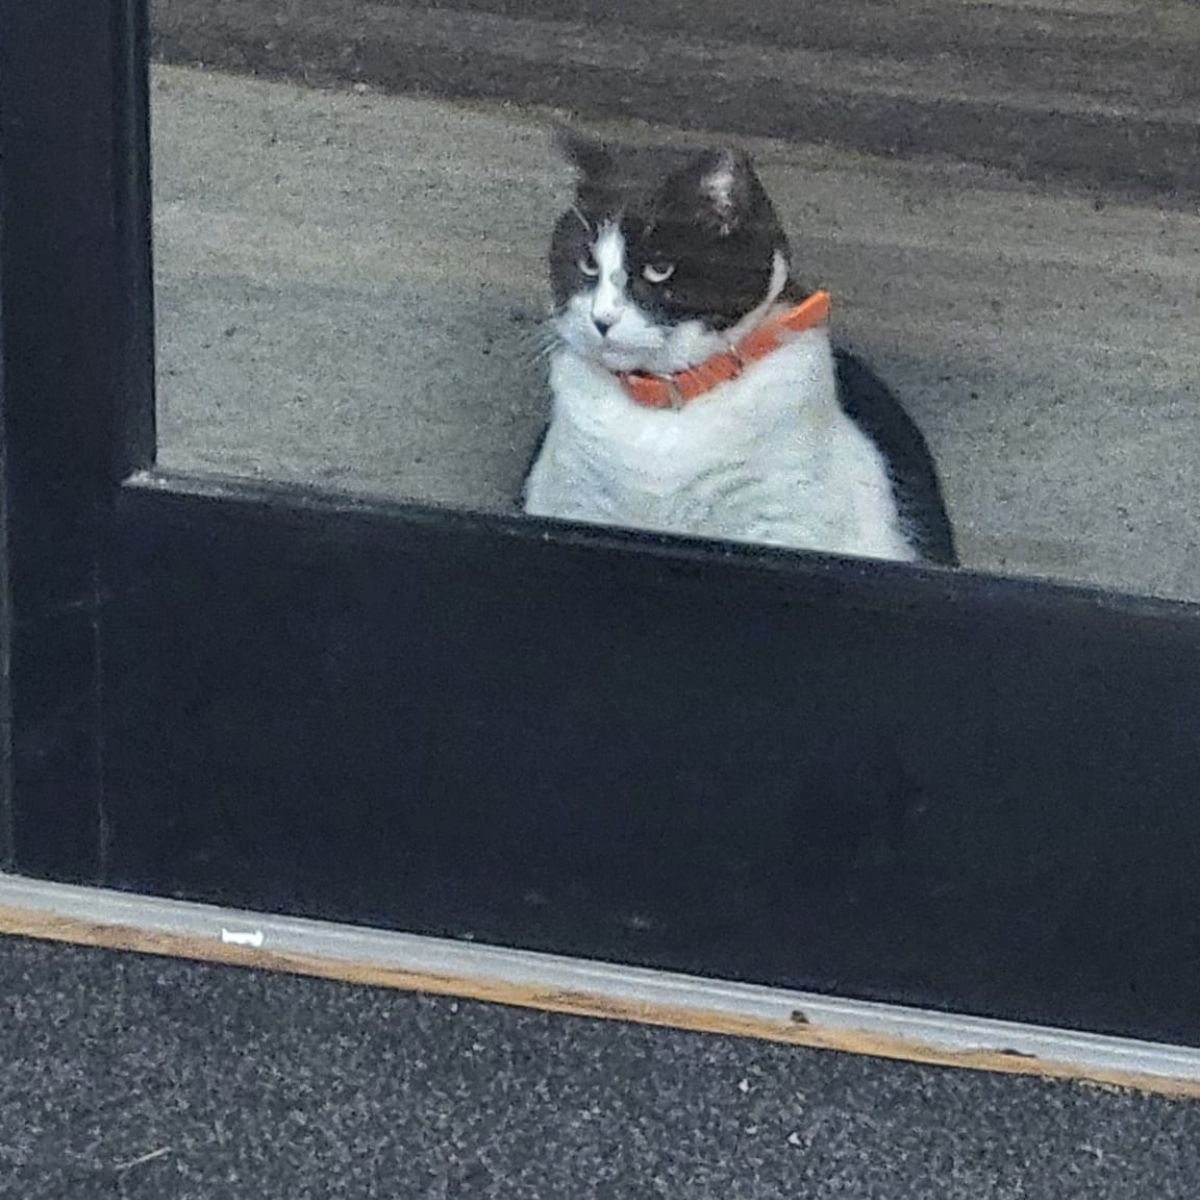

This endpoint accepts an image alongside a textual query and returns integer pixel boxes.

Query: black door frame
[4,0,1200,1046]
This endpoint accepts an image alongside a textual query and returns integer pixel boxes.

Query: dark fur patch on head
[549,131,791,330]
[553,124,616,183]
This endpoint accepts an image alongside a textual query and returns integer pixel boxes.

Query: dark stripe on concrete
[148,0,1200,202]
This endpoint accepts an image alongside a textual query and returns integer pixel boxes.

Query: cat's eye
[642,262,675,284]
[577,252,600,277]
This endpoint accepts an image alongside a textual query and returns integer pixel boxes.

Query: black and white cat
[523,130,957,566]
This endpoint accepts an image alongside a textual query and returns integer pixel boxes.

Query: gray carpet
[0,935,1196,1199]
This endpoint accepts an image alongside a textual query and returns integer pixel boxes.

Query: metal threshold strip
[1,873,1198,1099]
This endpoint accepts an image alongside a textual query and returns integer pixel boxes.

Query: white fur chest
[524,331,917,562]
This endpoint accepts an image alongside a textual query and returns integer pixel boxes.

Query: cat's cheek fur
[554,292,670,372]
[554,291,744,376]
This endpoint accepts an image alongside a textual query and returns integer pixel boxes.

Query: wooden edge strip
[1,875,1199,1099]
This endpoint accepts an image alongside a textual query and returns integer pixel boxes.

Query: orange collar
[617,290,831,410]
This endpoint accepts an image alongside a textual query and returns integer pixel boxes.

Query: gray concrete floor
[151,65,1200,602]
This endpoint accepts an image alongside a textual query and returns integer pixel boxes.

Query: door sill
[1,873,1197,1098]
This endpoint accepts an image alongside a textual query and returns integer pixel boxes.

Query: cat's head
[549,129,793,375]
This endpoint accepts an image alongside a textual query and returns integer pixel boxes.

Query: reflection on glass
[150,3,1200,601]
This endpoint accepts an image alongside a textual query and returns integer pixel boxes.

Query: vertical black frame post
[0,0,155,878]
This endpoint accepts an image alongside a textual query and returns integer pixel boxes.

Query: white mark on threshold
[221,927,264,948]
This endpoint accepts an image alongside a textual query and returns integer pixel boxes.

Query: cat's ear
[553,124,615,182]
[691,147,756,237]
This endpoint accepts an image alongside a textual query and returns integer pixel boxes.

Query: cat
[523,129,957,567]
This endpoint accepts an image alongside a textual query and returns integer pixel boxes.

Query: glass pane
[149,2,1200,601]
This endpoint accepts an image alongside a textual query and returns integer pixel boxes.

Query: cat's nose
[592,316,614,337]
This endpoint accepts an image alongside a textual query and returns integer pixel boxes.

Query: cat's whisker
[517,332,554,356]
[516,318,563,364]
[516,318,557,344]
[515,322,563,368]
